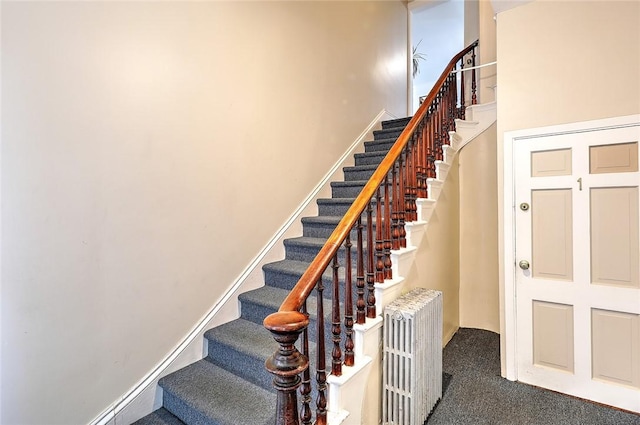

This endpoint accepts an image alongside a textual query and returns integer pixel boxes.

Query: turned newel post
[264,311,310,425]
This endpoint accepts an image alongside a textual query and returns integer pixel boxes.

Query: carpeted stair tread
[302,214,376,239]
[381,116,412,129]
[316,196,375,217]
[364,136,399,152]
[284,236,333,263]
[262,258,358,283]
[284,236,331,248]
[133,408,185,425]
[283,236,369,263]
[302,215,343,226]
[239,284,333,326]
[262,258,341,290]
[316,197,374,207]
[343,164,379,173]
[330,180,368,188]
[263,258,325,277]
[301,214,374,227]
[203,319,277,390]
[373,126,405,140]
[159,359,275,425]
[204,318,275,361]
[354,151,388,166]
[239,285,289,314]
[330,180,367,198]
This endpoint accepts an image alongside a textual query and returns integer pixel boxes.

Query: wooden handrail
[273,40,478,314]
[264,39,479,425]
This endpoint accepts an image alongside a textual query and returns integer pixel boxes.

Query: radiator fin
[382,288,443,425]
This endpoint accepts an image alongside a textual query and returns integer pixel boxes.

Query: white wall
[410,0,464,112]
[0,2,408,423]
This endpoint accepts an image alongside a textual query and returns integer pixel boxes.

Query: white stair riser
[416,198,436,222]
[427,179,443,199]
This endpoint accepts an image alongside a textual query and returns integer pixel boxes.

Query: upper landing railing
[264,40,479,425]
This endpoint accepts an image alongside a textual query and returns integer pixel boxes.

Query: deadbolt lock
[519,260,530,270]
[520,203,530,211]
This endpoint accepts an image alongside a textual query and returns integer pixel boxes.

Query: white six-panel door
[513,125,640,413]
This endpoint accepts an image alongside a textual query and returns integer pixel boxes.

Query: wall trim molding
[89,108,398,425]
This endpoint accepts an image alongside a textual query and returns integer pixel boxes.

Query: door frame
[501,114,640,382]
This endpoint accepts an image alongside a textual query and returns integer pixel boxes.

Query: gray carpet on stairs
[426,328,640,425]
[133,117,412,425]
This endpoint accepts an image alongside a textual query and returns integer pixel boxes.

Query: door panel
[591,308,640,388]
[531,148,572,177]
[514,125,640,413]
[590,142,638,174]
[531,189,573,281]
[533,301,574,372]
[590,187,639,287]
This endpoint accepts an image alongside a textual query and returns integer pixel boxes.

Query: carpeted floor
[425,328,640,425]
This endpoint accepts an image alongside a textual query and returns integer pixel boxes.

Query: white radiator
[382,288,443,425]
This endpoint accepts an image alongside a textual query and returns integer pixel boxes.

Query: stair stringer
[88,109,400,425]
[325,102,497,425]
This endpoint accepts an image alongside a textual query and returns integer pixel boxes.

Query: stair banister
[264,40,478,425]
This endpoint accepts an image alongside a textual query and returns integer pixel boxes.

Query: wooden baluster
[410,136,418,221]
[439,88,447,161]
[425,108,433,186]
[433,95,441,167]
[452,72,458,123]
[366,200,376,318]
[398,151,407,248]
[264,311,309,425]
[405,138,414,223]
[415,123,423,199]
[441,92,447,159]
[391,163,400,250]
[375,185,384,283]
[344,234,354,366]
[356,217,366,325]
[429,109,437,179]
[419,120,428,199]
[460,57,466,119]
[448,74,455,133]
[435,93,441,163]
[440,83,449,157]
[300,302,312,425]
[445,75,451,128]
[471,46,477,105]
[383,175,392,280]
[316,278,327,425]
[331,255,342,376]
[434,108,440,178]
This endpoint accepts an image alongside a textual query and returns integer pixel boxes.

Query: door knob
[519,260,530,270]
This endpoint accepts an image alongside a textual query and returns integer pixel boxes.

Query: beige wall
[458,123,499,332]
[464,0,480,45]
[497,1,640,134]
[496,0,640,372]
[0,2,408,424]
[478,0,497,103]
[407,158,461,344]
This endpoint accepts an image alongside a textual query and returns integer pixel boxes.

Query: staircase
[132,96,497,425]
[133,118,413,425]
[127,40,495,425]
